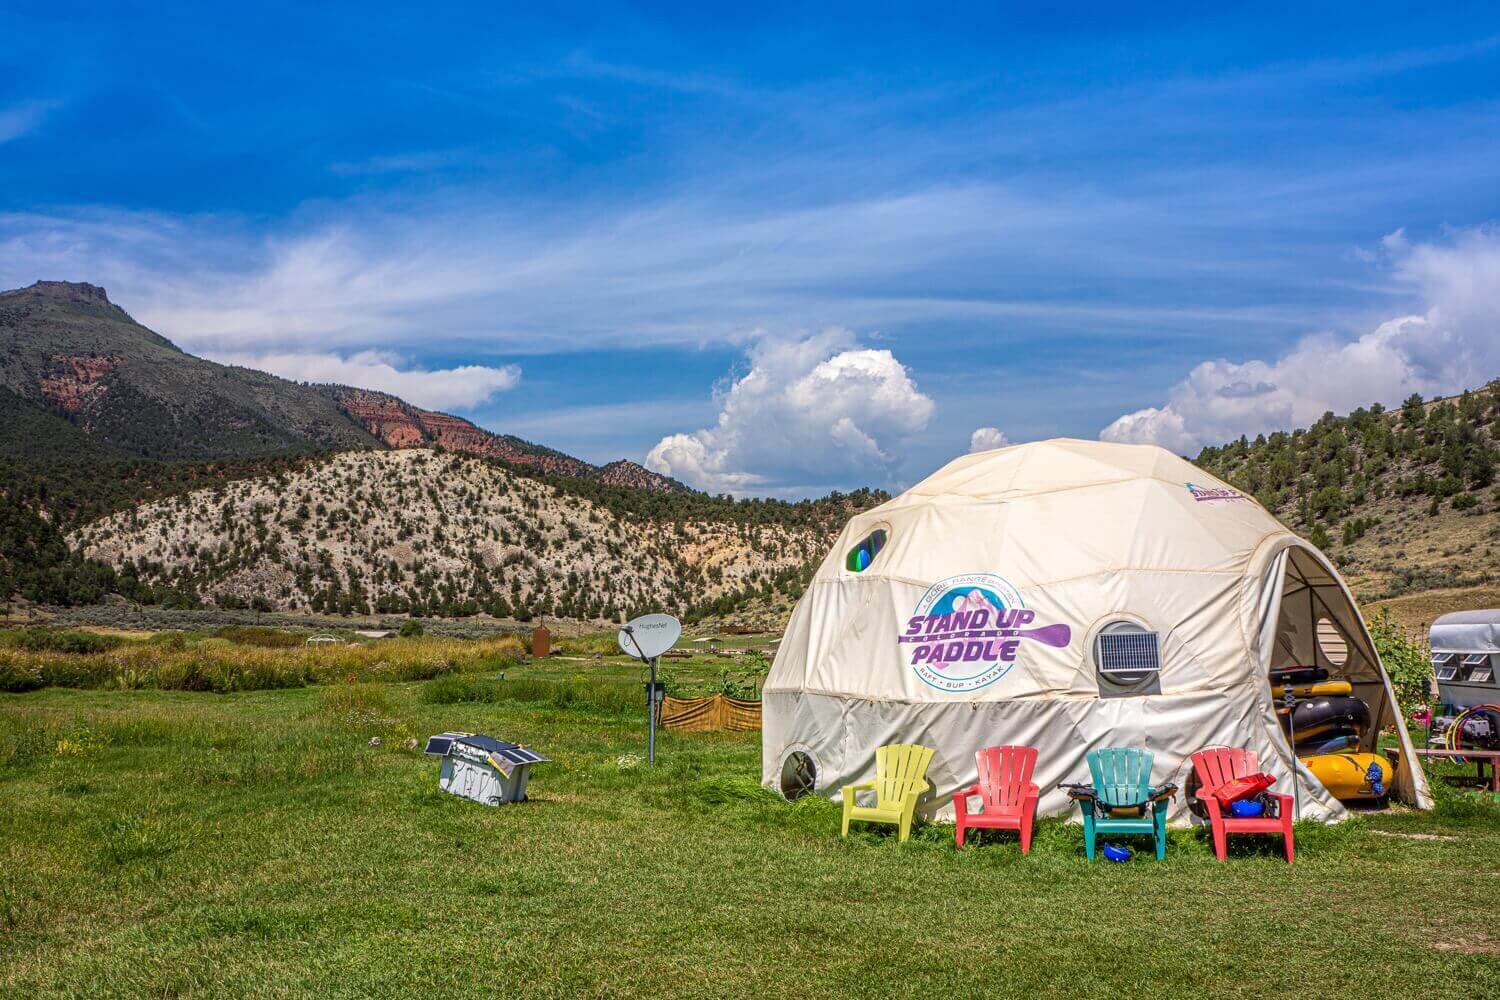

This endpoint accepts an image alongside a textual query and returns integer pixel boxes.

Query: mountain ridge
[0,280,688,491]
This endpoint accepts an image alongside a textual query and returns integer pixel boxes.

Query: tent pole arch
[1250,536,1432,809]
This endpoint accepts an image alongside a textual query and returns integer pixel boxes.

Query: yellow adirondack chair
[841,743,935,842]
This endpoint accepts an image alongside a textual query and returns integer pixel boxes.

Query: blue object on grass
[1229,799,1265,818]
[1102,843,1132,863]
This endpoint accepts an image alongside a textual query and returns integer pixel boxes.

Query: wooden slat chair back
[1073,747,1172,861]
[1190,747,1295,863]
[1089,746,1154,808]
[978,745,1036,812]
[876,743,934,808]
[954,745,1040,852]
[840,743,934,843]
[1193,746,1257,790]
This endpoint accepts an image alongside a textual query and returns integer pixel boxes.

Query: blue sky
[3,4,1499,494]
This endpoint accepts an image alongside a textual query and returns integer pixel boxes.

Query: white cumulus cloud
[1101,226,1500,453]
[969,427,1011,453]
[213,350,521,411]
[646,329,935,493]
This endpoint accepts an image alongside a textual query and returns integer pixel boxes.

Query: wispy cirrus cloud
[211,349,520,411]
[0,99,62,144]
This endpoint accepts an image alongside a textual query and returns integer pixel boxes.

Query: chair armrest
[1026,783,1040,798]
[954,784,981,801]
[841,781,876,805]
[1198,792,1223,819]
[1270,792,1294,814]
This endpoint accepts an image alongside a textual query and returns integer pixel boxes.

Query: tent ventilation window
[845,528,888,573]
[1094,621,1162,697]
[779,750,818,800]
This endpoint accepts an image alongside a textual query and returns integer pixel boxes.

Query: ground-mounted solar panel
[424,732,471,756]
[457,734,520,754]
[497,748,549,765]
[431,731,549,806]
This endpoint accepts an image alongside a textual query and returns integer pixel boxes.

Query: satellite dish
[618,613,681,661]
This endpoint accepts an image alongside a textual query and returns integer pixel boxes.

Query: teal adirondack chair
[1073,747,1174,861]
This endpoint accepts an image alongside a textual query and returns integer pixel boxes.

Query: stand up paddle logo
[901,573,1072,692]
[1185,481,1248,503]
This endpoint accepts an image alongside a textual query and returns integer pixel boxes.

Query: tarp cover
[761,439,1432,823]
[1430,610,1500,654]
[659,695,763,732]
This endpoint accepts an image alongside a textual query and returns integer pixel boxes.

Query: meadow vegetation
[1,673,1496,998]
[0,626,525,694]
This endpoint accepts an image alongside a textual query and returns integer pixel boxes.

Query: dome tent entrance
[761,439,1431,824]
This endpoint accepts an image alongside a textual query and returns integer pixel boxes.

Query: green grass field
[3,664,1498,998]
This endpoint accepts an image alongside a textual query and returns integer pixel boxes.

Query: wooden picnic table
[1385,747,1500,793]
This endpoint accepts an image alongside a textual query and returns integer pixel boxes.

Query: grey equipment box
[424,732,549,806]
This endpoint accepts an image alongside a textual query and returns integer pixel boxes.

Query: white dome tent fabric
[762,439,1432,824]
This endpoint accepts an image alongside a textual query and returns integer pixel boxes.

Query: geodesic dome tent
[762,439,1431,823]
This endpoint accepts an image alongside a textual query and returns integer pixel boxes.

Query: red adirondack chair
[953,745,1039,852]
[1191,747,1295,863]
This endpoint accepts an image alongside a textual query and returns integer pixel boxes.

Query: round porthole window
[845,528,888,573]
[1093,618,1163,696]
[779,750,818,800]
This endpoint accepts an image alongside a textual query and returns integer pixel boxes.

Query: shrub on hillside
[215,625,302,648]
[4,628,122,655]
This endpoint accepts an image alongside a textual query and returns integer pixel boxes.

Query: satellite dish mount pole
[622,626,657,766]
[648,654,657,766]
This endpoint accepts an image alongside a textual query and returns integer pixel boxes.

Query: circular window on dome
[845,528,888,573]
[779,750,818,800]
[1093,619,1163,697]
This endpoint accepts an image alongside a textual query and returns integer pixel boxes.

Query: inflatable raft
[1271,667,1389,804]
[1302,752,1390,802]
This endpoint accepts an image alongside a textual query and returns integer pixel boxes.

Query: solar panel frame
[1096,631,1161,675]
[423,732,472,756]
[458,734,521,753]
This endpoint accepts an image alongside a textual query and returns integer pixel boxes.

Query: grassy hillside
[69,450,843,621]
[1196,381,1500,601]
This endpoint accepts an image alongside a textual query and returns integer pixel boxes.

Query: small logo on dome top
[1185,481,1247,502]
[900,573,1072,693]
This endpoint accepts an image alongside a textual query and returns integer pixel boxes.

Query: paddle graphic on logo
[901,573,1071,692]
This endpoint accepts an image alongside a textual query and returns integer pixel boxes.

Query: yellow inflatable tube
[1301,752,1390,801]
[1272,681,1353,698]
